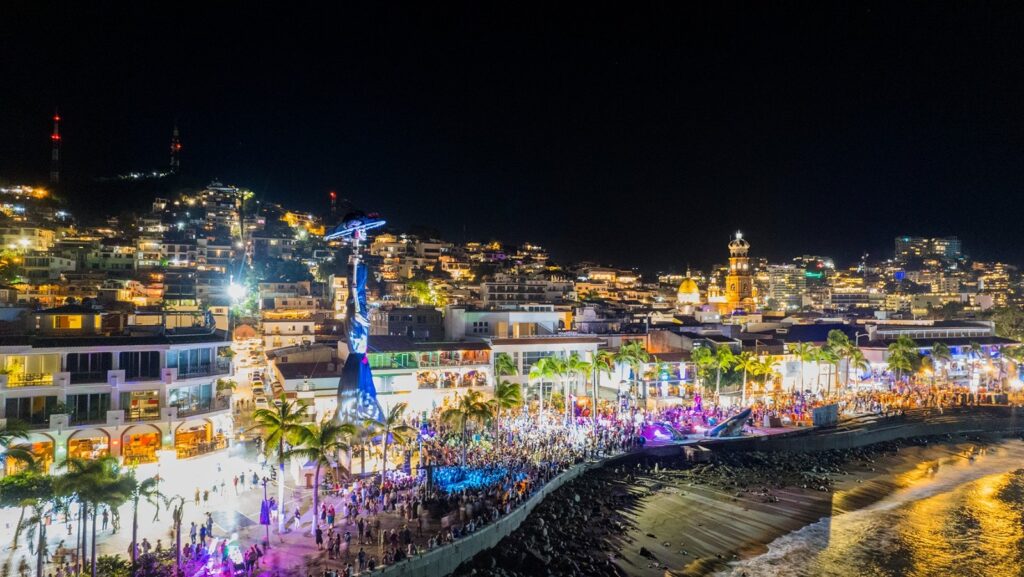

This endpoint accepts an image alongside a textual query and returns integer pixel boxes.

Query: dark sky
[3,3,1024,272]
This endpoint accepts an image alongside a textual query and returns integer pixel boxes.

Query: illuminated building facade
[724,232,755,312]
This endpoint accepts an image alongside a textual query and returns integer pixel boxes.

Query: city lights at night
[3,4,1024,577]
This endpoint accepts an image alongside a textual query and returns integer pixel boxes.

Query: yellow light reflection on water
[899,471,1021,576]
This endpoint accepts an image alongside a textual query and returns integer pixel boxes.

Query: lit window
[53,315,82,329]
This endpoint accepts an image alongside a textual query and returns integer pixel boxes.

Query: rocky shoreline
[452,432,1015,577]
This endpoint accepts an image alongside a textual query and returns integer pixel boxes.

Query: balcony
[175,360,231,379]
[70,371,108,384]
[124,410,161,423]
[173,396,230,418]
[67,413,109,426]
[5,372,55,388]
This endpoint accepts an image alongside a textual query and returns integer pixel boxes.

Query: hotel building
[0,306,233,475]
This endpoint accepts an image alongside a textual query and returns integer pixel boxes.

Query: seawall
[378,451,630,577]
[377,405,1024,577]
[709,405,1024,453]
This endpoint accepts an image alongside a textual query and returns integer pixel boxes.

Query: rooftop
[0,328,230,348]
[861,336,1017,348]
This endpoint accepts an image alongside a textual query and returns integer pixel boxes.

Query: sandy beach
[451,433,1024,577]
[616,435,1015,577]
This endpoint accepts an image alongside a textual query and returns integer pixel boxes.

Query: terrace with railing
[368,350,491,371]
[175,359,232,379]
[5,372,54,387]
[173,396,231,418]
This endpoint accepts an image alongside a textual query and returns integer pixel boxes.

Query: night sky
[3,3,1024,272]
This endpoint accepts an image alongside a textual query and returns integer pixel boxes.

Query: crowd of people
[297,411,642,576]
[33,379,1009,577]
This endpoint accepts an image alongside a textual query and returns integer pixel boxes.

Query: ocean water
[715,441,1024,577]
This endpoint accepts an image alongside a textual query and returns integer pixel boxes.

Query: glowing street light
[227,283,247,302]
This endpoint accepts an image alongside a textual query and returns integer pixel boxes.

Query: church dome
[677,278,700,304]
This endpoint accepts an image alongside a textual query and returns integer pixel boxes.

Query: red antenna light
[329,191,337,199]
[50,109,61,184]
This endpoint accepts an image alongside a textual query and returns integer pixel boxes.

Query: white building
[445,305,567,340]
[0,313,233,476]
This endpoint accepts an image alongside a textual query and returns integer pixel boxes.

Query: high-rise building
[895,236,962,261]
[725,232,755,312]
[767,264,806,311]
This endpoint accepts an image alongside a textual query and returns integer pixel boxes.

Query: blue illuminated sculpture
[326,211,387,425]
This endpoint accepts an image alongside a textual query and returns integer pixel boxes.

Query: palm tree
[735,352,758,406]
[352,426,374,476]
[491,380,524,419]
[615,341,650,407]
[124,471,162,572]
[756,357,777,387]
[164,495,187,571]
[0,470,57,577]
[690,346,714,398]
[363,402,415,488]
[0,420,34,472]
[441,389,493,466]
[528,357,558,422]
[714,345,736,400]
[847,348,870,386]
[931,342,953,381]
[886,335,919,384]
[252,396,306,534]
[826,330,854,388]
[494,352,518,378]
[590,350,615,425]
[816,347,840,395]
[548,355,569,421]
[55,458,99,574]
[284,419,356,535]
[565,353,590,423]
[58,456,130,577]
[789,342,815,394]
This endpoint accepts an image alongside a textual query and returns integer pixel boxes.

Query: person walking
[189,522,197,544]
[315,525,324,550]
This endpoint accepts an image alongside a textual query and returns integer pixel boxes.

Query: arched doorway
[67,428,110,460]
[121,425,162,465]
[174,419,224,458]
[4,433,55,475]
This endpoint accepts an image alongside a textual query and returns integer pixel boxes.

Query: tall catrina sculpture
[325,211,386,425]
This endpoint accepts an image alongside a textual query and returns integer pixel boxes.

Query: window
[522,351,561,372]
[67,393,111,424]
[4,396,56,426]
[120,390,160,421]
[167,348,215,377]
[119,351,161,380]
[66,352,113,383]
[53,315,83,329]
[168,383,213,416]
